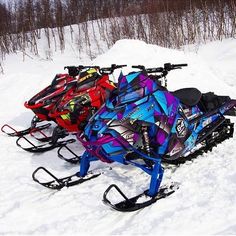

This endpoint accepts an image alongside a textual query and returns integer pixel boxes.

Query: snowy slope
[0,38,236,235]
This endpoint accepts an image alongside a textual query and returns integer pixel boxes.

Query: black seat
[172,88,202,107]
[199,92,231,112]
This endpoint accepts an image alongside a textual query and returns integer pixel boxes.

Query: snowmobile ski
[1,123,51,137]
[29,125,70,143]
[28,128,53,142]
[57,144,81,164]
[103,183,177,212]
[32,166,101,190]
[16,136,76,152]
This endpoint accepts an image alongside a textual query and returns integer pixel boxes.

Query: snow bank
[0,38,236,235]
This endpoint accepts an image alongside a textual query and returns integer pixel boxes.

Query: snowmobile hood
[84,88,179,140]
[79,71,180,164]
[25,74,75,107]
[96,71,178,127]
[83,72,161,137]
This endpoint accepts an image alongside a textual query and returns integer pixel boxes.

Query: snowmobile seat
[198,92,231,112]
[172,88,202,107]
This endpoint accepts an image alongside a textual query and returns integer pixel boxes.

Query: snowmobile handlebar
[64,66,80,77]
[132,65,164,75]
[99,64,127,75]
[64,65,100,77]
[164,63,188,71]
[64,64,127,76]
[132,63,188,74]
[132,65,146,70]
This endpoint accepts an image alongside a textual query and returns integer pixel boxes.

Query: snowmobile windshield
[76,68,100,90]
[118,87,144,104]
[113,72,159,106]
[78,68,99,83]
[51,74,75,88]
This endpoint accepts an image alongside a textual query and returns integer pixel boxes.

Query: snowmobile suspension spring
[142,126,151,155]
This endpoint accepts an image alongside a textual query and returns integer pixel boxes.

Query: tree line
[0,0,236,65]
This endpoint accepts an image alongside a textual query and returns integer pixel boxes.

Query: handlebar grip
[65,65,100,70]
[100,67,111,71]
[172,63,188,67]
[147,67,163,73]
[77,65,85,70]
[78,65,100,70]
[99,64,127,75]
[64,66,80,77]
[164,63,188,71]
[132,65,145,70]
[64,66,75,70]
[115,64,127,69]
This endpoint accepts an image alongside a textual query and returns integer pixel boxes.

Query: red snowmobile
[1,66,81,137]
[11,65,126,153]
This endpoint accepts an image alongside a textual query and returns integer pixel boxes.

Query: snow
[0,37,236,235]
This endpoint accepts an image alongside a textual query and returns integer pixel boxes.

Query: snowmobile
[15,64,126,153]
[55,66,167,163]
[47,64,125,161]
[32,63,236,212]
[1,65,81,138]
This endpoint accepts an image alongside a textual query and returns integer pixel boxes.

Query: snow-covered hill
[0,38,236,235]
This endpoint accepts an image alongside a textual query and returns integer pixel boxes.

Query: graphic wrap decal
[176,118,187,138]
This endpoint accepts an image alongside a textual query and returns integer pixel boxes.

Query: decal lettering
[119,107,140,124]
[176,118,187,138]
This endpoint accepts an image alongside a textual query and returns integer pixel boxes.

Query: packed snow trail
[0,39,236,235]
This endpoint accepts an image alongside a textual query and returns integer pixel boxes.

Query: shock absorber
[142,126,151,156]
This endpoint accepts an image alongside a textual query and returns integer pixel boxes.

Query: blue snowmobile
[32,63,236,212]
